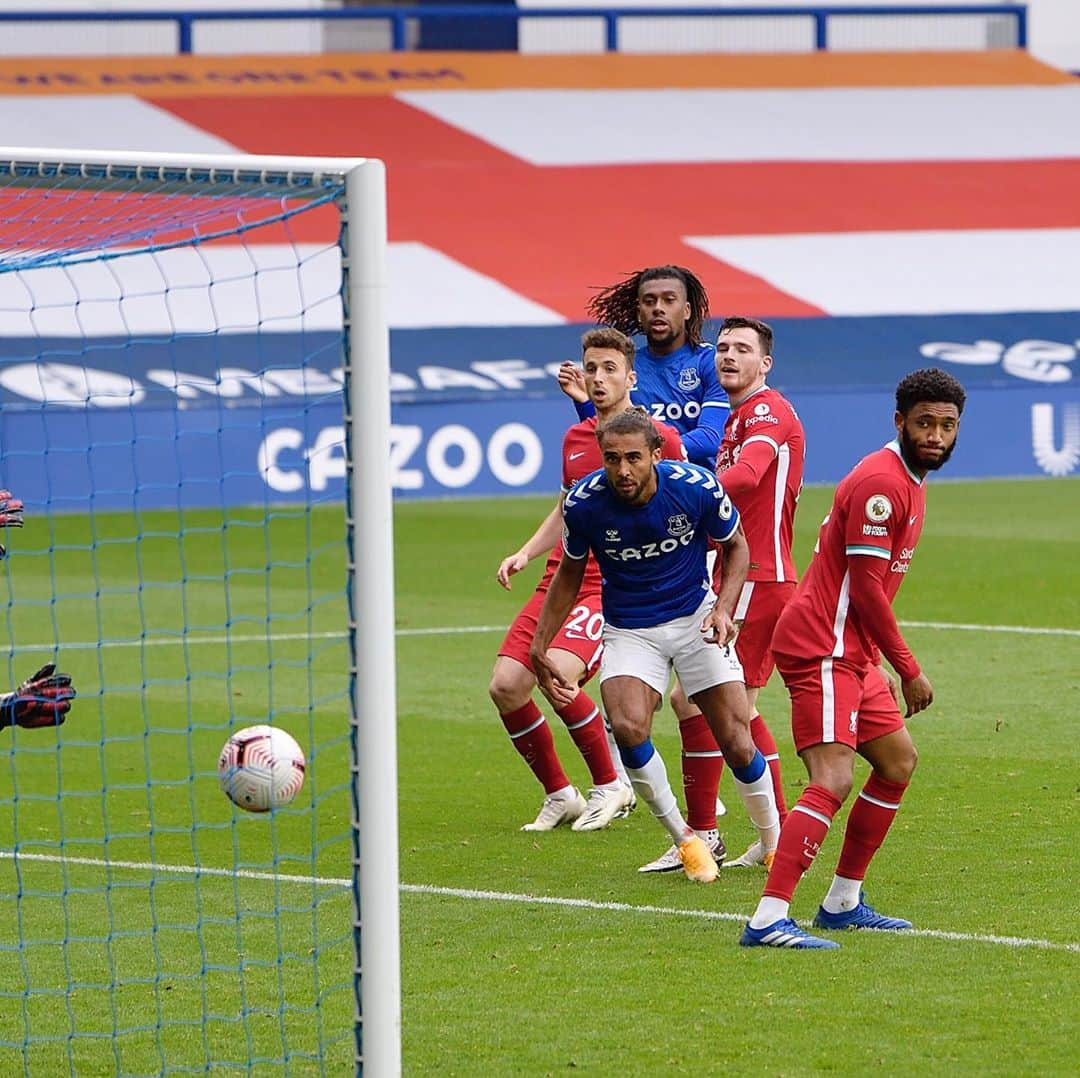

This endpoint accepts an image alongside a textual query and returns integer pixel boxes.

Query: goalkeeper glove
[0,664,76,730]
[0,490,24,559]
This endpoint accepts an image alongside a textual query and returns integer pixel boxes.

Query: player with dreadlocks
[561,265,727,469]
[559,265,732,873]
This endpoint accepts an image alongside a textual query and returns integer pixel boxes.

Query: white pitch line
[26,618,1079,655]
[31,624,501,652]
[0,850,349,887]
[2,851,1077,955]
[400,621,1080,639]
[39,630,346,652]
[897,619,1080,638]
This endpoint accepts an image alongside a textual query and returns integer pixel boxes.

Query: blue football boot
[813,892,913,932]
[740,918,840,950]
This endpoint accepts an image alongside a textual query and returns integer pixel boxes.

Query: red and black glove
[0,490,24,559]
[0,664,75,730]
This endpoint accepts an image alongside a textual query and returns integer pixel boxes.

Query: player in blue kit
[562,265,727,468]
[561,267,731,863]
[529,410,780,882]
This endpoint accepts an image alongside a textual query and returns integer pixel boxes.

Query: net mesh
[0,155,359,1073]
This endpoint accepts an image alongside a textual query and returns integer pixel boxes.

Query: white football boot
[521,788,587,832]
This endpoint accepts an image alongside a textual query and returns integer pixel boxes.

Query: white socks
[547,785,576,802]
[821,875,863,914]
[732,769,781,852]
[749,896,790,930]
[625,746,690,843]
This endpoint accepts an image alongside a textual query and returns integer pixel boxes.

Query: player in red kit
[715,317,802,866]
[741,368,965,949]
[491,327,683,833]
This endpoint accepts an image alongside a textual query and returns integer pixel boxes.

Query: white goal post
[0,147,399,1076]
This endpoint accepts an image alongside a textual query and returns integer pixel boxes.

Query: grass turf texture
[1,478,1078,1074]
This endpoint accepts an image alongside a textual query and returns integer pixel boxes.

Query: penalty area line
[404,883,1080,954]
[2,851,1076,955]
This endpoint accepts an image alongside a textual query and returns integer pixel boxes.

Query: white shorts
[600,596,745,699]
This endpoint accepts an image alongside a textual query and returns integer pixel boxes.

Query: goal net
[0,149,398,1074]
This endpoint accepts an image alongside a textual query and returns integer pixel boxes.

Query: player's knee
[806,761,853,801]
[699,704,752,764]
[715,724,754,769]
[821,771,854,801]
[488,672,527,713]
[877,743,918,784]
[608,711,649,747]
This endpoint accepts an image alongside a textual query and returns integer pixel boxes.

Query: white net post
[342,160,401,1076]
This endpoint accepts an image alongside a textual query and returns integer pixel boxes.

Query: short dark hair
[581,326,635,370]
[596,407,662,451]
[895,368,966,416]
[719,315,773,356]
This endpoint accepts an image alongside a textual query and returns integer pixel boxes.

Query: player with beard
[560,267,731,862]
[741,369,965,949]
[492,328,682,833]
[648,316,802,874]
[530,411,780,883]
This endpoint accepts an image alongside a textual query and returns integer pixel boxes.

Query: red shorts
[730,580,796,688]
[774,653,904,754]
[498,585,604,683]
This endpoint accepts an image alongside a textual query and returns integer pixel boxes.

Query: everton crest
[667,513,692,537]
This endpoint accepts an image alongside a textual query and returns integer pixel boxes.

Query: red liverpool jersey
[537,416,684,590]
[770,442,926,677]
[716,385,804,583]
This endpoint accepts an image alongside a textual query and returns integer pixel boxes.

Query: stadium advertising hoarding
[0,314,1078,511]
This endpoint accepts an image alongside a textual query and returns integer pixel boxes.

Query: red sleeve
[843,474,905,557]
[847,556,920,681]
[658,422,687,461]
[718,438,777,497]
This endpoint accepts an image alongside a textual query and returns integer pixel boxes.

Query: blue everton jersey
[562,460,740,629]
[631,342,728,468]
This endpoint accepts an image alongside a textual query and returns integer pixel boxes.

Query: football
[218,724,306,812]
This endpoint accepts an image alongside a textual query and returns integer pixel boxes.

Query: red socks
[836,774,909,881]
[678,712,724,831]
[555,692,617,786]
[763,783,843,901]
[499,701,569,794]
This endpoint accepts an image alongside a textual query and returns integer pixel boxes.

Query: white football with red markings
[218,724,306,812]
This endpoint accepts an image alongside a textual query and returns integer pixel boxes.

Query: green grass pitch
[1,478,1078,1075]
